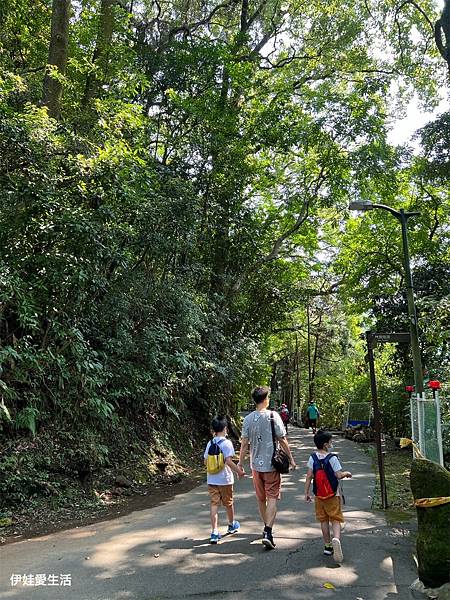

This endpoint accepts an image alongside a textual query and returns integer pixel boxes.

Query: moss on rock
[410,459,450,588]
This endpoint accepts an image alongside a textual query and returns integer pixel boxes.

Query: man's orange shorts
[208,484,233,507]
[252,469,281,502]
[314,496,344,523]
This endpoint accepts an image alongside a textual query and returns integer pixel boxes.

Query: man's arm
[238,438,249,470]
[278,436,297,469]
[305,468,313,501]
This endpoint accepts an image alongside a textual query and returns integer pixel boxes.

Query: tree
[42,0,71,118]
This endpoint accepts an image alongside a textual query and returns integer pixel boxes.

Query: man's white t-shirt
[307,451,342,496]
[241,409,286,472]
[204,436,235,485]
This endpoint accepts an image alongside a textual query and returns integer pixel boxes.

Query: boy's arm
[335,469,352,479]
[225,456,245,478]
[305,468,313,501]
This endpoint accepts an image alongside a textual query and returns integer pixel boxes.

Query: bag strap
[210,438,226,449]
[311,453,321,472]
[270,411,277,457]
[212,438,226,446]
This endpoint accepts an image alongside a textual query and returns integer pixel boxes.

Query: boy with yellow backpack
[204,416,245,543]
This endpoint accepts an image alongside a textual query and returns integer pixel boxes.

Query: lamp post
[348,201,424,394]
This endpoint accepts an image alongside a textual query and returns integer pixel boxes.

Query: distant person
[306,400,320,433]
[239,386,296,550]
[304,430,352,562]
[204,416,245,544]
[279,403,290,433]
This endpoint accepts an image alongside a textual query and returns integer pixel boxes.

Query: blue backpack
[311,454,339,499]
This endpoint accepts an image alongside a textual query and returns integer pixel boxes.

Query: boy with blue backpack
[304,430,352,562]
[204,416,245,544]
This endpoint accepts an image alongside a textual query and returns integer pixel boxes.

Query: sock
[212,528,219,534]
[265,526,272,534]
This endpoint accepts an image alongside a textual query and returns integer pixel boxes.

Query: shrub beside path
[0,427,418,599]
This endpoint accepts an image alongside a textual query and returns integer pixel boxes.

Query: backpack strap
[211,438,226,447]
[322,454,339,493]
[311,453,320,496]
[208,438,226,454]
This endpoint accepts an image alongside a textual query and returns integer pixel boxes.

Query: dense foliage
[0,0,449,509]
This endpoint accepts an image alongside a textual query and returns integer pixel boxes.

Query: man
[238,386,296,550]
[306,400,320,434]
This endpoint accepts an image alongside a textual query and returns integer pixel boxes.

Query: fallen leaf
[323,582,336,589]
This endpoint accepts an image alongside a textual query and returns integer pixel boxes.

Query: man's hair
[314,429,332,449]
[211,415,228,433]
[252,386,271,404]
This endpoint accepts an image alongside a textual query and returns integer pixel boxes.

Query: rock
[410,459,450,588]
[410,578,450,600]
[115,475,133,488]
[439,585,450,600]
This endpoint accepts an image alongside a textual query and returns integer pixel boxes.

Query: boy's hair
[314,429,332,449]
[252,386,271,404]
[211,415,228,433]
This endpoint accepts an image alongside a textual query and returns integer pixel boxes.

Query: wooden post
[366,331,388,509]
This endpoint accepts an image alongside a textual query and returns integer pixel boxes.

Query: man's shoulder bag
[270,411,290,474]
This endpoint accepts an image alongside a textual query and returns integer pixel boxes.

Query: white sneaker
[332,537,343,562]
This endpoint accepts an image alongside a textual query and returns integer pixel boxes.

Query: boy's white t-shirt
[307,451,342,496]
[204,436,235,485]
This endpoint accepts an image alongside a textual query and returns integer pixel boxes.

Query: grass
[369,445,416,523]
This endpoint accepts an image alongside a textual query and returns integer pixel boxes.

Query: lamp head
[348,200,374,211]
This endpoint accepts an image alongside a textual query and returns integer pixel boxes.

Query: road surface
[0,426,417,599]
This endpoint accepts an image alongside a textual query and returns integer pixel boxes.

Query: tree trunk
[82,0,115,107]
[42,0,71,119]
[295,334,301,416]
[435,0,450,74]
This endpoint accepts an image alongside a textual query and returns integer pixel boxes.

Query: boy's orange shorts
[314,496,344,523]
[208,484,233,507]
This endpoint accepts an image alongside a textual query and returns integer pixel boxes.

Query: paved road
[0,427,417,600]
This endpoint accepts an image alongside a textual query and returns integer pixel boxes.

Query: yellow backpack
[206,438,226,474]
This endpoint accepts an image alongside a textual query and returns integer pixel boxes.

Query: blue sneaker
[227,521,240,534]
[210,531,221,544]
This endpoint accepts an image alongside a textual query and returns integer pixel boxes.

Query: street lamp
[348,200,423,394]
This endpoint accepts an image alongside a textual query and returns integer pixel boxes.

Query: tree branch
[395,0,434,31]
